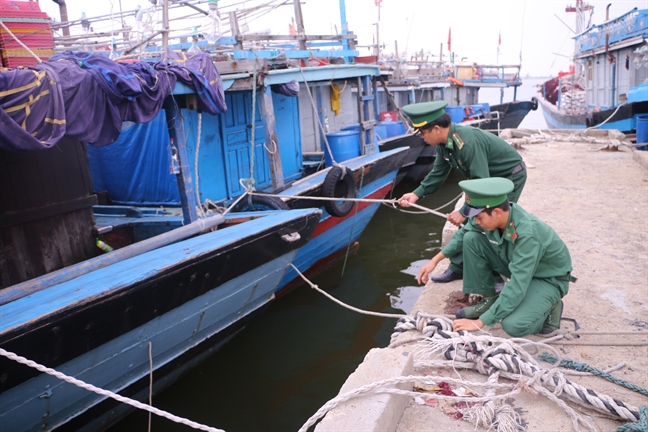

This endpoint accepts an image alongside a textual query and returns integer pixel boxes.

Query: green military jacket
[441,203,573,327]
[413,123,523,198]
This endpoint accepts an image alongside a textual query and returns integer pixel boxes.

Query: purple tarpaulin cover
[0,50,226,152]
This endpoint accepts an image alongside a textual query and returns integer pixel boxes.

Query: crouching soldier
[417,178,576,336]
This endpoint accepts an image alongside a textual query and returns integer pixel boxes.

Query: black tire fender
[232,194,289,212]
[585,113,595,128]
[322,166,357,217]
[531,96,538,111]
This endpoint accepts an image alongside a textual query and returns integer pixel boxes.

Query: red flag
[447,27,451,52]
[498,31,501,46]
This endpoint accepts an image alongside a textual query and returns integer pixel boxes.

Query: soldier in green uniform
[398,101,527,284]
[417,178,575,336]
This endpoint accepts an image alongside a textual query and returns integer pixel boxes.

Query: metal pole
[293,0,307,50]
[163,0,169,51]
[229,11,243,50]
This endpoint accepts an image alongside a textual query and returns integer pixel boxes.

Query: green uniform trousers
[462,230,565,337]
[448,168,527,275]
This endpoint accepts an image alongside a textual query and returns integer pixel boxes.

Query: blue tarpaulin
[87,113,181,206]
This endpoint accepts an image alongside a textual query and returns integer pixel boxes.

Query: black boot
[431,269,462,283]
[539,300,564,335]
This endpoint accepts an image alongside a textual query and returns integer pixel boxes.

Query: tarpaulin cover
[0,50,226,152]
[87,112,181,206]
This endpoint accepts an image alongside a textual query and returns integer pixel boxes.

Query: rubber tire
[585,113,595,128]
[322,166,357,217]
[531,96,538,111]
[232,195,289,212]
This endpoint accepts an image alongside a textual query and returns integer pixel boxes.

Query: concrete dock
[313,133,648,432]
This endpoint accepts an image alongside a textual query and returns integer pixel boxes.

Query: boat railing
[455,64,522,87]
[574,9,647,54]
[48,0,361,63]
[462,109,501,132]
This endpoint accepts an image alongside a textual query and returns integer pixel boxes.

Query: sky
[36,0,648,77]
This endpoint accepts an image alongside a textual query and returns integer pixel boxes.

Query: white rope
[195,112,206,218]
[251,193,451,220]
[148,341,153,432]
[0,348,225,432]
[298,374,523,432]
[0,19,42,63]
[289,264,406,319]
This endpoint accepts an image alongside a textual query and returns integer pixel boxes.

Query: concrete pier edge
[310,129,648,432]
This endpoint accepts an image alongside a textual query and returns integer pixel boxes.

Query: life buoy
[531,97,538,111]
[445,77,464,87]
[322,166,357,217]
[232,194,289,212]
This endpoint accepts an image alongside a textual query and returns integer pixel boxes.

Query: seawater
[111,79,544,432]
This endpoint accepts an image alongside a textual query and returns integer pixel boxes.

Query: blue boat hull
[0,210,320,432]
[538,96,648,132]
[276,148,406,293]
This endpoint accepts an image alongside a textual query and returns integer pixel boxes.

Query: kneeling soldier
[417,178,576,336]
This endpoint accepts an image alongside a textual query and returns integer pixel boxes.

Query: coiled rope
[0,348,225,432]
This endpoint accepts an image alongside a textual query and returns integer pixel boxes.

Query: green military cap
[459,178,514,218]
[402,101,448,129]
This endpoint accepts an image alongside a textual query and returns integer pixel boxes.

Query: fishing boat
[0,47,320,432]
[537,4,648,131]
[371,61,537,185]
[0,0,407,428]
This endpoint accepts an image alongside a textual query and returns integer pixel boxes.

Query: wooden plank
[0,195,98,229]
[0,231,11,288]
[163,97,198,225]
[50,213,76,268]
[260,86,285,191]
[356,77,366,152]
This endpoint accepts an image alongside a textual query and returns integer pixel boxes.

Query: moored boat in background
[537,5,648,131]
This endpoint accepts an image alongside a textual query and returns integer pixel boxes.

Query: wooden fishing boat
[537,5,648,132]
[0,0,408,428]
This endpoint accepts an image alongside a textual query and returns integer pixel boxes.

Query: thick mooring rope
[291,266,645,432]
[539,353,648,398]
[0,348,225,432]
[399,317,641,424]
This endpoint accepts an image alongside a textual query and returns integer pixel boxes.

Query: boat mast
[565,0,593,76]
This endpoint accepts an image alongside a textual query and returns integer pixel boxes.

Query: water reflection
[111,173,463,432]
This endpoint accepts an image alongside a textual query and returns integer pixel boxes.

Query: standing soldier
[399,101,527,283]
[418,178,576,336]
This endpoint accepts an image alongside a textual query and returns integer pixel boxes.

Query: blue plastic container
[324,130,361,167]
[383,121,406,137]
[636,114,648,150]
[374,123,388,140]
[341,124,360,132]
[445,106,465,123]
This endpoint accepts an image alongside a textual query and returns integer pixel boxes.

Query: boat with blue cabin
[375,59,537,185]
[0,0,407,429]
[537,4,648,132]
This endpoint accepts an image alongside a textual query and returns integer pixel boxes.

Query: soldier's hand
[452,318,485,332]
[398,193,419,208]
[447,211,466,227]
[417,260,438,285]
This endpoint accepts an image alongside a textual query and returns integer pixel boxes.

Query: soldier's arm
[412,153,451,198]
